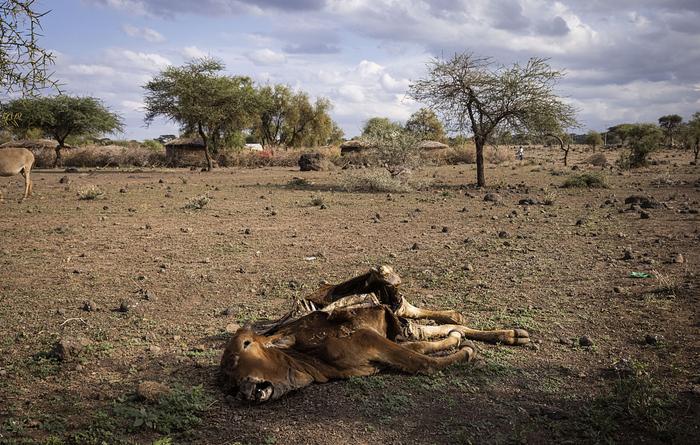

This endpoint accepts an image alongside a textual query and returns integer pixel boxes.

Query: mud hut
[417,140,449,151]
[340,139,371,155]
[164,137,206,167]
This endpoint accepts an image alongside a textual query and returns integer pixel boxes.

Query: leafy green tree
[253,84,340,148]
[143,58,257,170]
[3,95,123,166]
[254,84,292,147]
[1,0,59,95]
[405,108,445,142]
[625,123,663,167]
[678,112,700,163]
[410,53,577,186]
[658,114,683,147]
[608,124,636,146]
[361,117,403,139]
[585,130,603,152]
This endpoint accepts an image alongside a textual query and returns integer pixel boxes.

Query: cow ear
[266,334,295,349]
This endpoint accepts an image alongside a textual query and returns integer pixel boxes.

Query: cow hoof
[505,329,530,346]
[460,340,477,360]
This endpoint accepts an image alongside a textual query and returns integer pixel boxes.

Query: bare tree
[1,0,58,95]
[409,53,577,186]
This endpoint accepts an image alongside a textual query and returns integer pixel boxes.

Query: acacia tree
[405,108,446,142]
[144,58,257,171]
[362,117,403,139]
[409,53,577,186]
[584,130,603,152]
[658,114,683,147]
[679,112,700,163]
[3,95,122,166]
[626,123,663,167]
[1,0,59,95]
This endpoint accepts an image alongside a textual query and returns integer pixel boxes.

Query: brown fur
[221,266,529,403]
[0,147,35,201]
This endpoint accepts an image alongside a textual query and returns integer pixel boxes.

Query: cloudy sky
[36,0,700,140]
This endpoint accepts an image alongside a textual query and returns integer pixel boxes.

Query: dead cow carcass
[220,266,530,402]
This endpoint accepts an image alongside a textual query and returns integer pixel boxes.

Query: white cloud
[380,73,410,93]
[181,46,208,59]
[246,48,287,65]
[122,24,165,42]
[120,100,145,111]
[106,49,171,71]
[336,84,365,102]
[67,64,116,76]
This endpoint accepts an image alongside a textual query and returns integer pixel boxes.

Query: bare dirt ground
[1,147,698,445]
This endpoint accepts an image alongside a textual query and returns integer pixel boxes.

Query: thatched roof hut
[340,139,371,155]
[164,137,206,166]
[418,140,449,151]
[0,139,63,150]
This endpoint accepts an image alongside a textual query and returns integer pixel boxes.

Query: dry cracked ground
[0,147,698,445]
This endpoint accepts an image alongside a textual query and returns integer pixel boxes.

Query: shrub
[142,139,164,151]
[485,146,513,164]
[587,153,608,166]
[445,145,476,164]
[77,185,104,200]
[562,173,607,188]
[341,170,413,193]
[183,194,211,210]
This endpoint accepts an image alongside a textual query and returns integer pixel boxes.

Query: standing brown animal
[220,266,530,403]
[0,147,34,201]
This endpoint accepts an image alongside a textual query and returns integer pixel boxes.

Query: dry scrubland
[0,147,698,445]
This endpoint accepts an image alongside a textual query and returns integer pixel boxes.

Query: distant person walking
[516,146,524,161]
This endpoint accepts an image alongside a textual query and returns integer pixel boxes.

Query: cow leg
[394,297,466,325]
[401,331,462,354]
[354,329,474,374]
[407,322,530,346]
[22,168,31,199]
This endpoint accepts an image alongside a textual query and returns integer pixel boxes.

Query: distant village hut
[164,137,206,167]
[340,139,371,155]
[418,140,449,151]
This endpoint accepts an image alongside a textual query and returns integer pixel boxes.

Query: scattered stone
[613,286,622,294]
[64,167,79,173]
[483,192,501,203]
[148,345,162,354]
[624,195,662,209]
[410,242,420,251]
[243,228,251,235]
[52,337,92,361]
[498,230,511,239]
[56,308,66,316]
[137,381,171,403]
[622,247,634,260]
[118,299,137,312]
[519,198,540,205]
[320,204,327,210]
[298,152,326,171]
[82,300,99,312]
[59,176,70,184]
[672,253,685,264]
[558,337,574,346]
[578,335,594,347]
[119,188,127,193]
[441,226,449,233]
[136,289,156,301]
[180,227,192,233]
[605,358,639,379]
[640,210,651,219]
[644,334,661,345]
[462,263,474,272]
[158,179,164,184]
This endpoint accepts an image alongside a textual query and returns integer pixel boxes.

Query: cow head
[370,265,401,288]
[220,327,316,403]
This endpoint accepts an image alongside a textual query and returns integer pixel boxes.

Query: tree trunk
[53,142,64,168]
[694,138,699,163]
[564,144,570,167]
[197,122,213,171]
[475,138,485,187]
[545,133,567,166]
